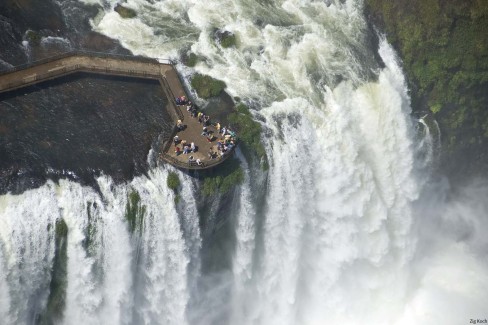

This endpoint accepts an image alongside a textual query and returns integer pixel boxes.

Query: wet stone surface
[0,72,173,194]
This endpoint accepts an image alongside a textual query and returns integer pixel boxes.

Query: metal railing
[159,146,236,170]
[159,77,184,121]
[0,62,175,94]
[0,50,175,76]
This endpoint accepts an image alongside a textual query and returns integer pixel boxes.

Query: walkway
[0,51,235,170]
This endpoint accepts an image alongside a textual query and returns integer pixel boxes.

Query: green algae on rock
[125,190,146,235]
[228,103,268,169]
[39,218,68,324]
[364,0,488,177]
[115,4,137,19]
[167,172,181,191]
[202,158,244,196]
[191,73,227,99]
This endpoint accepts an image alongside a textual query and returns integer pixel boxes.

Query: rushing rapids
[1,0,488,324]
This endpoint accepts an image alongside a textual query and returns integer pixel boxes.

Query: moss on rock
[202,158,244,196]
[25,30,42,45]
[190,73,227,99]
[125,190,146,235]
[364,0,488,176]
[167,172,180,191]
[228,103,268,169]
[215,30,237,48]
[39,218,68,324]
[182,52,199,67]
[114,4,137,19]
[202,168,244,196]
[220,33,237,48]
[82,201,99,257]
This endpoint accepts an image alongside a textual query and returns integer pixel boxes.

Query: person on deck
[177,120,184,131]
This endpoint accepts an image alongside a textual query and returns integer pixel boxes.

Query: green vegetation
[202,168,244,195]
[114,4,137,19]
[125,190,146,235]
[220,33,237,48]
[202,158,245,196]
[190,73,227,99]
[55,218,68,238]
[228,103,268,169]
[25,30,42,45]
[184,52,199,67]
[39,219,68,324]
[365,0,488,173]
[82,201,99,256]
[167,172,180,191]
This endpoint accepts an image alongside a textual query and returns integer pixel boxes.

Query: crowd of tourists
[171,96,238,167]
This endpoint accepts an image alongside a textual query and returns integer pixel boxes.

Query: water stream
[1,0,487,324]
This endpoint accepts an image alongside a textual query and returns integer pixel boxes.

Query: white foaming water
[131,168,190,325]
[244,40,418,324]
[176,170,202,294]
[0,168,196,324]
[1,0,487,323]
[0,185,59,324]
[40,36,72,48]
[230,151,257,321]
[61,177,133,325]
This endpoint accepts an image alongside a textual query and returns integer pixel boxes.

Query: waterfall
[0,168,196,324]
[1,0,487,323]
[241,39,419,324]
[230,151,257,322]
[0,185,58,324]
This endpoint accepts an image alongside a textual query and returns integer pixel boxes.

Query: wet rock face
[0,73,173,194]
[0,0,160,194]
[0,0,130,70]
[0,0,67,65]
[0,16,27,68]
[0,0,66,33]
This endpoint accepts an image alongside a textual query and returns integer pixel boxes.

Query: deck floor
[162,103,224,166]
[161,68,233,168]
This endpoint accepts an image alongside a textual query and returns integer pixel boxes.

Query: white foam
[4,0,486,322]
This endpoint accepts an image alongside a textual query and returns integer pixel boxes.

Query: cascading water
[0,168,197,325]
[1,0,488,324]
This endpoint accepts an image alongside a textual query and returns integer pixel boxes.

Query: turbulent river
[1,0,488,324]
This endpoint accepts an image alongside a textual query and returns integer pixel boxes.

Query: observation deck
[0,51,235,170]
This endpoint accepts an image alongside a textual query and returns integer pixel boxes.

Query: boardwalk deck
[0,51,235,170]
